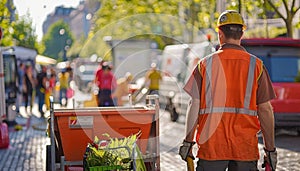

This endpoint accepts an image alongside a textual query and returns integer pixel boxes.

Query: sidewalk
[0,99,58,171]
[0,113,49,171]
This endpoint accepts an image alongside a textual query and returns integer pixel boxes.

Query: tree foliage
[81,0,211,58]
[79,0,300,59]
[12,13,39,49]
[0,0,15,46]
[0,0,39,49]
[42,20,74,61]
[265,0,300,38]
[67,34,86,59]
[225,0,300,38]
[91,0,184,44]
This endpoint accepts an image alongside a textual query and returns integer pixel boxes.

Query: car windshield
[244,46,300,83]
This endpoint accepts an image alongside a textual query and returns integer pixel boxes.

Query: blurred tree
[12,13,39,49]
[42,20,74,61]
[81,0,214,58]
[190,0,218,41]
[0,0,40,50]
[265,0,300,38]
[84,0,299,59]
[92,0,182,43]
[67,34,86,59]
[0,0,15,46]
[226,0,300,38]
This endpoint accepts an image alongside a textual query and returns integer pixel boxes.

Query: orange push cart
[47,95,160,171]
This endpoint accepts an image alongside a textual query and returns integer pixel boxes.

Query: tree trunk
[285,17,293,38]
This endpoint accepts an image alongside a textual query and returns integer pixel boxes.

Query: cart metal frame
[48,95,160,171]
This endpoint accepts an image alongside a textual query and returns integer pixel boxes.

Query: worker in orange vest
[179,10,277,171]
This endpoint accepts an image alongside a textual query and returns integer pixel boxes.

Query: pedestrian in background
[16,62,25,114]
[58,68,69,107]
[45,69,56,110]
[36,65,48,118]
[179,10,277,171]
[23,65,35,114]
[94,58,104,106]
[144,63,162,95]
[96,62,116,107]
[112,72,133,106]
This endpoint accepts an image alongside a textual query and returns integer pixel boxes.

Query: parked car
[241,38,300,131]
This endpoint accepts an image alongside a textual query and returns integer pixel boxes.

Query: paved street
[0,100,300,171]
[0,114,48,171]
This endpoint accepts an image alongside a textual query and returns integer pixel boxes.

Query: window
[244,46,300,82]
[3,54,17,86]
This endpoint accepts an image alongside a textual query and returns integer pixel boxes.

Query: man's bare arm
[257,101,275,150]
[185,98,200,142]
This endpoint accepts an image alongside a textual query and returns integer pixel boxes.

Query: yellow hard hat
[216,10,246,31]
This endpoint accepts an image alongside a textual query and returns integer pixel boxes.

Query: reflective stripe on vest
[199,54,257,116]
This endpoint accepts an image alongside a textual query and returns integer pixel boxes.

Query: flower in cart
[99,140,108,147]
[92,136,109,149]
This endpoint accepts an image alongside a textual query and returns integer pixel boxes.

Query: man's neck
[221,38,241,45]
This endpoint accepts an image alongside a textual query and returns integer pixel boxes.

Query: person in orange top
[179,10,277,171]
[112,72,133,106]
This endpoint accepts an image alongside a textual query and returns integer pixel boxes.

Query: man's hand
[262,148,277,171]
[179,140,195,161]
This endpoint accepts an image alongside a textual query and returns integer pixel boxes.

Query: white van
[159,41,215,121]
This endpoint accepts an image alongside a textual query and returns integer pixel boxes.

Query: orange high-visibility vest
[196,48,263,161]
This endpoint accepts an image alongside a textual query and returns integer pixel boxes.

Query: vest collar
[219,43,246,51]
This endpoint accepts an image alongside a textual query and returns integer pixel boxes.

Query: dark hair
[219,24,243,40]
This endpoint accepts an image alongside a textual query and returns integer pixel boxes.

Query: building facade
[42,0,100,40]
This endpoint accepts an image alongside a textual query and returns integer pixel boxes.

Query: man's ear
[218,30,224,43]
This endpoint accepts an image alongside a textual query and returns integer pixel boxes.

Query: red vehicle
[241,38,300,131]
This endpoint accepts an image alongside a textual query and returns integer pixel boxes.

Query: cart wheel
[46,145,51,171]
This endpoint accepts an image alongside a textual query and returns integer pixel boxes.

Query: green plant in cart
[84,131,146,170]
